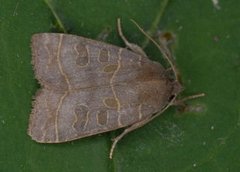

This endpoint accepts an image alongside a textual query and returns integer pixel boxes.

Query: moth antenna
[117,18,147,57]
[173,93,205,106]
[130,19,180,82]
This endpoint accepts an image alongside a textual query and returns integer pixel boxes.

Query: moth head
[171,80,183,97]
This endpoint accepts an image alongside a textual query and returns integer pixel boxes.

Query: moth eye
[168,95,175,101]
[75,44,89,66]
[99,48,109,62]
[103,97,118,109]
[97,110,108,126]
[103,64,118,73]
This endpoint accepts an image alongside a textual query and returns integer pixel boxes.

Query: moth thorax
[138,80,173,111]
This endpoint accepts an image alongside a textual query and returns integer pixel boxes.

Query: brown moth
[28,19,204,159]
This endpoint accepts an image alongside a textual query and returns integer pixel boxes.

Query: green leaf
[0,0,240,171]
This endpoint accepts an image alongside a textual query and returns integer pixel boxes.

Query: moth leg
[109,116,152,159]
[117,18,147,57]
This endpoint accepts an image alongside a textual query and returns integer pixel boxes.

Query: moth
[28,18,204,159]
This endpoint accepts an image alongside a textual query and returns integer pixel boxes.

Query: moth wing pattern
[28,33,173,143]
[31,33,164,89]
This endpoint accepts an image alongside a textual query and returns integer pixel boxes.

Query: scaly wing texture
[28,33,170,143]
